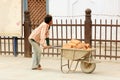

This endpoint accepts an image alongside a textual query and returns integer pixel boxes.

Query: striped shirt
[28,22,49,46]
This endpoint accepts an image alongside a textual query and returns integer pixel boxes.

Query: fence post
[24,11,32,57]
[85,8,92,47]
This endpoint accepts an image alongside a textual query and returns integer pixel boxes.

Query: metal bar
[92,24,120,27]
[70,19,72,39]
[66,19,68,43]
[75,19,77,39]
[94,19,97,58]
[80,19,82,40]
[99,19,102,59]
[115,20,118,60]
[4,37,6,55]
[8,37,10,55]
[105,20,107,59]
[110,20,112,60]
[61,20,63,46]
[56,20,59,57]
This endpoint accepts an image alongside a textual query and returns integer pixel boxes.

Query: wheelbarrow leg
[61,56,71,73]
[62,60,80,73]
[67,60,80,70]
[68,60,80,72]
[73,60,80,71]
[68,60,70,69]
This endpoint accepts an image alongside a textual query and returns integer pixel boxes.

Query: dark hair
[44,14,52,24]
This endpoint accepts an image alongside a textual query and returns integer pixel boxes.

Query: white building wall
[49,0,69,16]
[49,0,120,40]
[49,0,120,18]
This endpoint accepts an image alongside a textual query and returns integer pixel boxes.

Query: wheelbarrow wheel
[80,60,96,74]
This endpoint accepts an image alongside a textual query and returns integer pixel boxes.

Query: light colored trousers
[28,39,42,68]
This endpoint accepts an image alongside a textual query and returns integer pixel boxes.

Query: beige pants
[28,39,42,68]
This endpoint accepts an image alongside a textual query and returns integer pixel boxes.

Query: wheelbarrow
[60,48,99,74]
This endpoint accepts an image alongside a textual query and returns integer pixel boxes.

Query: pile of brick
[62,39,90,49]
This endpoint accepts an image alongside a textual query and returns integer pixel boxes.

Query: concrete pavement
[0,55,120,80]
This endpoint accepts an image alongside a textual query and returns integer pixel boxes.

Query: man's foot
[32,67,42,70]
[32,64,42,70]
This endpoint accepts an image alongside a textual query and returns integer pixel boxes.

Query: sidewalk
[0,55,120,80]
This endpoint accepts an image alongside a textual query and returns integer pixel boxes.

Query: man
[28,14,53,70]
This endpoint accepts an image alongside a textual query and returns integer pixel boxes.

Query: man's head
[44,14,53,26]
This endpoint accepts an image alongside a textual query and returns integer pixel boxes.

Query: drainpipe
[23,0,28,11]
